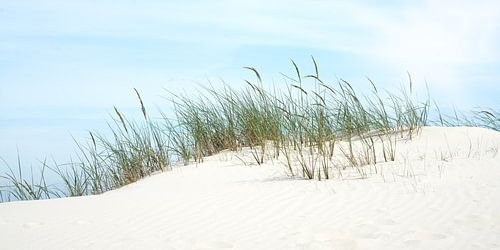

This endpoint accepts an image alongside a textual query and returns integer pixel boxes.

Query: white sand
[1,127,500,250]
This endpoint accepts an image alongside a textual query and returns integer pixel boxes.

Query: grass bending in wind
[166,58,430,180]
[0,58,498,202]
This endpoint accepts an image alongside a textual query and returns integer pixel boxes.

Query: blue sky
[1,0,500,166]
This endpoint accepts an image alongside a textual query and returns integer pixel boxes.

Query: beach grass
[1,58,498,202]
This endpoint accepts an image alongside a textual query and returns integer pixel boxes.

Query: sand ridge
[1,127,500,249]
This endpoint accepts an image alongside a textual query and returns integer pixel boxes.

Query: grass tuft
[1,59,498,202]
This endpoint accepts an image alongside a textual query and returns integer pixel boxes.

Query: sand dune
[1,127,500,249]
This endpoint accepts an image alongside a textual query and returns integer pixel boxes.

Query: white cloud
[1,0,499,108]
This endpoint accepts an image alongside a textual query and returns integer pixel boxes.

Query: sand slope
[1,127,500,250]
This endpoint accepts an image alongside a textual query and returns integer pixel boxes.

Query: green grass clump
[0,155,55,201]
[65,89,173,195]
[0,58,498,202]
[168,58,431,180]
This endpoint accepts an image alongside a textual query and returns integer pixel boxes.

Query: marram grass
[1,59,498,202]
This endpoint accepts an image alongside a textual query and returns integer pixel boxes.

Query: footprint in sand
[331,238,358,250]
[314,232,337,242]
[376,218,398,226]
[401,230,449,249]
[352,223,380,239]
[277,230,300,240]
[454,215,490,230]
[414,231,448,241]
[192,240,233,249]
[73,220,90,225]
[310,231,358,250]
[22,222,45,228]
[404,239,422,247]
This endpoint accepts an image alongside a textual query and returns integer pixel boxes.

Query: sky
[1,0,499,168]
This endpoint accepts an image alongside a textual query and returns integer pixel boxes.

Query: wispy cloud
[0,0,499,110]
